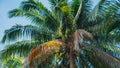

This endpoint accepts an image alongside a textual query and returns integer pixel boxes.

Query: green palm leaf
[2,57,22,68]
[0,40,40,61]
[2,24,53,43]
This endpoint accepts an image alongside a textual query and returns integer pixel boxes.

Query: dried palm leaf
[23,39,65,68]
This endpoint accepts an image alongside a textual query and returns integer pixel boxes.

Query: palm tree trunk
[69,43,75,68]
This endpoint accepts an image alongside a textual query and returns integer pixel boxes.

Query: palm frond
[98,42,120,58]
[87,0,119,24]
[88,3,120,39]
[73,0,82,26]
[71,0,92,16]
[20,0,38,11]
[87,0,106,21]
[2,57,22,68]
[2,24,53,43]
[48,0,68,7]
[71,0,93,29]
[17,0,59,31]
[9,0,50,26]
[99,1,120,34]
[89,18,120,40]
[0,40,40,61]
[71,0,81,15]
[21,1,58,30]
[108,29,120,42]
[48,0,59,7]
[8,9,46,26]
[20,0,50,15]
[106,21,120,34]
[8,8,24,18]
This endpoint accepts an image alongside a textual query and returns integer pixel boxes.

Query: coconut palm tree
[1,0,120,68]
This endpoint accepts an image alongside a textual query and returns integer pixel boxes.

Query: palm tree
[1,0,120,68]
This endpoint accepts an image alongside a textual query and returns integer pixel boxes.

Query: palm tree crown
[0,0,120,68]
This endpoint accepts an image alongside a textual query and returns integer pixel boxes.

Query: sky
[0,0,30,50]
[0,0,99,50]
